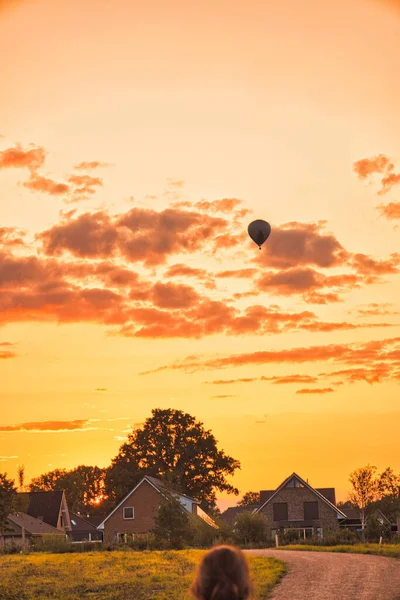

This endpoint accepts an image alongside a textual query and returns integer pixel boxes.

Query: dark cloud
[255,221,349,270]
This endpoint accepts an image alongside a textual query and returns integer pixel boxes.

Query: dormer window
[123,507,134,520]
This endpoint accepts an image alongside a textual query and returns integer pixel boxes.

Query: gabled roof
[316,488,336,505]
[26,491,65,528]
[220,504,259,523]
[7,513,63,536]
[69,512,99,533]
[255,473,347,519]
[145,475,198,503]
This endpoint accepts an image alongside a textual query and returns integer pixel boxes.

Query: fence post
[275,534,279,547]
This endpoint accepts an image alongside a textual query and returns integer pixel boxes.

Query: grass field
[0,550,285,599]
[279,543,400,559]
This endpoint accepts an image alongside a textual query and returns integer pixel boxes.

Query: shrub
[234,512,271,546]
[31,534,73,553]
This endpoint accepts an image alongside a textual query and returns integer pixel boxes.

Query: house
[340,506,396,534]
[24,490,72,533]
[0,512,64,550]
[68,512,103,543]
[219,504,259,525]
[224,473,346,540]
[97,475,217,543]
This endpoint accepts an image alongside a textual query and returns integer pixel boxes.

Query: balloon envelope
[248,220,271,248]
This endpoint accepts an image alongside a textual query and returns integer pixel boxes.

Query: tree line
[0,408,399,539]
[1,408,240,525]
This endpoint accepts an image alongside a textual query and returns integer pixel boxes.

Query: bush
[234,512,271,547]
[32,534,73,553]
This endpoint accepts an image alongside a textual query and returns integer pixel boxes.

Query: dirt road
[245,549,400,600]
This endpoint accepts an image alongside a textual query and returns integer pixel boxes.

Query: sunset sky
[1,0,399,509]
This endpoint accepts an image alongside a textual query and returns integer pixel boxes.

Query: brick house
[254,472,347,539]
[98,475,217,543]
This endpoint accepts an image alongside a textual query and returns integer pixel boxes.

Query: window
[304,501,319,520]
[273,502,288,521]
[60,516,63,527]
[285,476,304,488]
[123,507,134,520]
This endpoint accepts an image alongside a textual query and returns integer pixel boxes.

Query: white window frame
[123,506,134,520]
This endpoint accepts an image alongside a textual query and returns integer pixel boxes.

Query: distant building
[69,512,103,543]
[221,472,347,539]
[1,513,64,550]
[25,490,72,533]
[98,475,217,543]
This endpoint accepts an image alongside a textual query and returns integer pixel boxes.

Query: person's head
[191,545,253,600]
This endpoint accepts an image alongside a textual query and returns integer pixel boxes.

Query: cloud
[255,221,349,269]
[39,211,119,258]
[205,374,319,385]
[262,374,319,384]
[143,336,400,374]
[95,388,107,392]
[0,227,26,248]
[0,455,19,462]
[256,267,362,303]
[296,387,335,394]
[211,394,238,398]
[74,161,112,170]
[352,303,399,317]
[378,202,400,220]
[353,154,400,196]
[350,253,400,275]
[0,419,93,432]
[0,144,46,171]
[353,155,394,179]
[378,173,400,196]
[39,207,230,266]
[216,269,257,279]
[319,364,394,384]
[0,348,17,358]
[67,174,103,202]
[23,174,70,196]
[151,282,200,309]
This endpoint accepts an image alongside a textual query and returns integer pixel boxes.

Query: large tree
[30,465,107,514]
[106,408,240,512]
[0,473,17,535]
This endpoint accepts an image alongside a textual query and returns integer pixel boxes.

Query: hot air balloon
[248,219,271,249]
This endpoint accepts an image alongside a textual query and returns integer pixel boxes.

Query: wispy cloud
[0,419,96,432]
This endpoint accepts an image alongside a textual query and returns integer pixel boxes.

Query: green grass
[277,543,400,559]
[0,550,285,599]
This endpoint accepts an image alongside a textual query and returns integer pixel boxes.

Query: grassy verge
[0,549,285,599]
[277,543,400,559]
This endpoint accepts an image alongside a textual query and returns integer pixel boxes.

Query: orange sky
[0,0,399,509]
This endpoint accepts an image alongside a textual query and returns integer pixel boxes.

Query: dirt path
[245,549,400,600]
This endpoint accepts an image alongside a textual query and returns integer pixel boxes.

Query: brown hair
[191,545,253,600]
